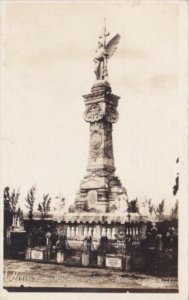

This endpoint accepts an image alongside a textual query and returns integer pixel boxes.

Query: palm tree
[38,194,51,219]
[148,199,154,215]
[25,186,36,222]
[155,199,165,221]
[9,188,20,226]
[170,200,178,220]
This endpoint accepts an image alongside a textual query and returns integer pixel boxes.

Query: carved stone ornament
[106,106,119,123]
[84,103,105,122]
[88,167,115,177]
[98,191,108,202]
[90,122,104,133]
[90,147,103,159]
[90,131,102,159]
[91,132,102,150]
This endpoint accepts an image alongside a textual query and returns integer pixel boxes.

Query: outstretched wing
[106,34,121,59]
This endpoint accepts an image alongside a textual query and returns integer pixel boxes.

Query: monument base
[54,212,147,245]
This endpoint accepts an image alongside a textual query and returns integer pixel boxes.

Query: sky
[1,1,188,214]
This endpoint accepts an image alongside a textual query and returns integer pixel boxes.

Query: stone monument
[70,24,128,213]
[55,24,145,247]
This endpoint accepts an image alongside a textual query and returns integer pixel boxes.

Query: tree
[127,198,139,213]
[25,186,36,222]
[170,200,178,220]
[10,189,20,215]
[148,199,154,215]
[4,187,12,228]
[4,187,11,212]
[4,187,20,226]
[155,199,165,221]
[38,194,51,219]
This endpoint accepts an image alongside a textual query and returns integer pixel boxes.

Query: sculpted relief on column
[84,102,119,124]
[89,122,103,159]
[88,122,114,160]
[84,103,104,122]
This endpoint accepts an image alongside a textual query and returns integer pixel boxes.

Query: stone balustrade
[65,223,141,241]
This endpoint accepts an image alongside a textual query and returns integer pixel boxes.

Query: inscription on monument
[105,255,123,269]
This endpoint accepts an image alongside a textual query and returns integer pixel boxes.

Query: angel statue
[94,25,121,81]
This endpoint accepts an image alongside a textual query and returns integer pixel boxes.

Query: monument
[55,24,145,247]
[70,25,128,213]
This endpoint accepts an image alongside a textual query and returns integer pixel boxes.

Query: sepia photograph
[1,0,188,298]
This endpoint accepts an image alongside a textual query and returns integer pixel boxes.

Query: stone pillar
[128,227,131,235]
[70,226,73,238]
[102,227,107,237]
[84,226,88,237]
[132,226,135,236]
[112,227,116,239]
[96,225,102,239]
[136,226,138,236]
[93,227,97,239]
[79,225,84,239]
[17,216,20,227]
[75,226,79,237]
[88,227,92,237]
[74,226,76,237]
[107,228,112,239]
[12,215,16,227]
[46,232,51,247]
[67,226,71,238]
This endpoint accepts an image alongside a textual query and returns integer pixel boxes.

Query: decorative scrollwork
[84,103,104,122]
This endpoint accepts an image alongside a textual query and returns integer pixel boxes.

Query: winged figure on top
[94,21,121,81]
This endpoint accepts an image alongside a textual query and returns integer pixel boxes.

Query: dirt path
[3,259,178,291]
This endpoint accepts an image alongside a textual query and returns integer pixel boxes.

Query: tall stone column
[71,81,127,213]
[69,27,127,213]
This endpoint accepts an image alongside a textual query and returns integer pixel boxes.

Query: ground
[3,259,178,292]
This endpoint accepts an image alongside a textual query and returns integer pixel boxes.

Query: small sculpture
[94,21,121,81]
